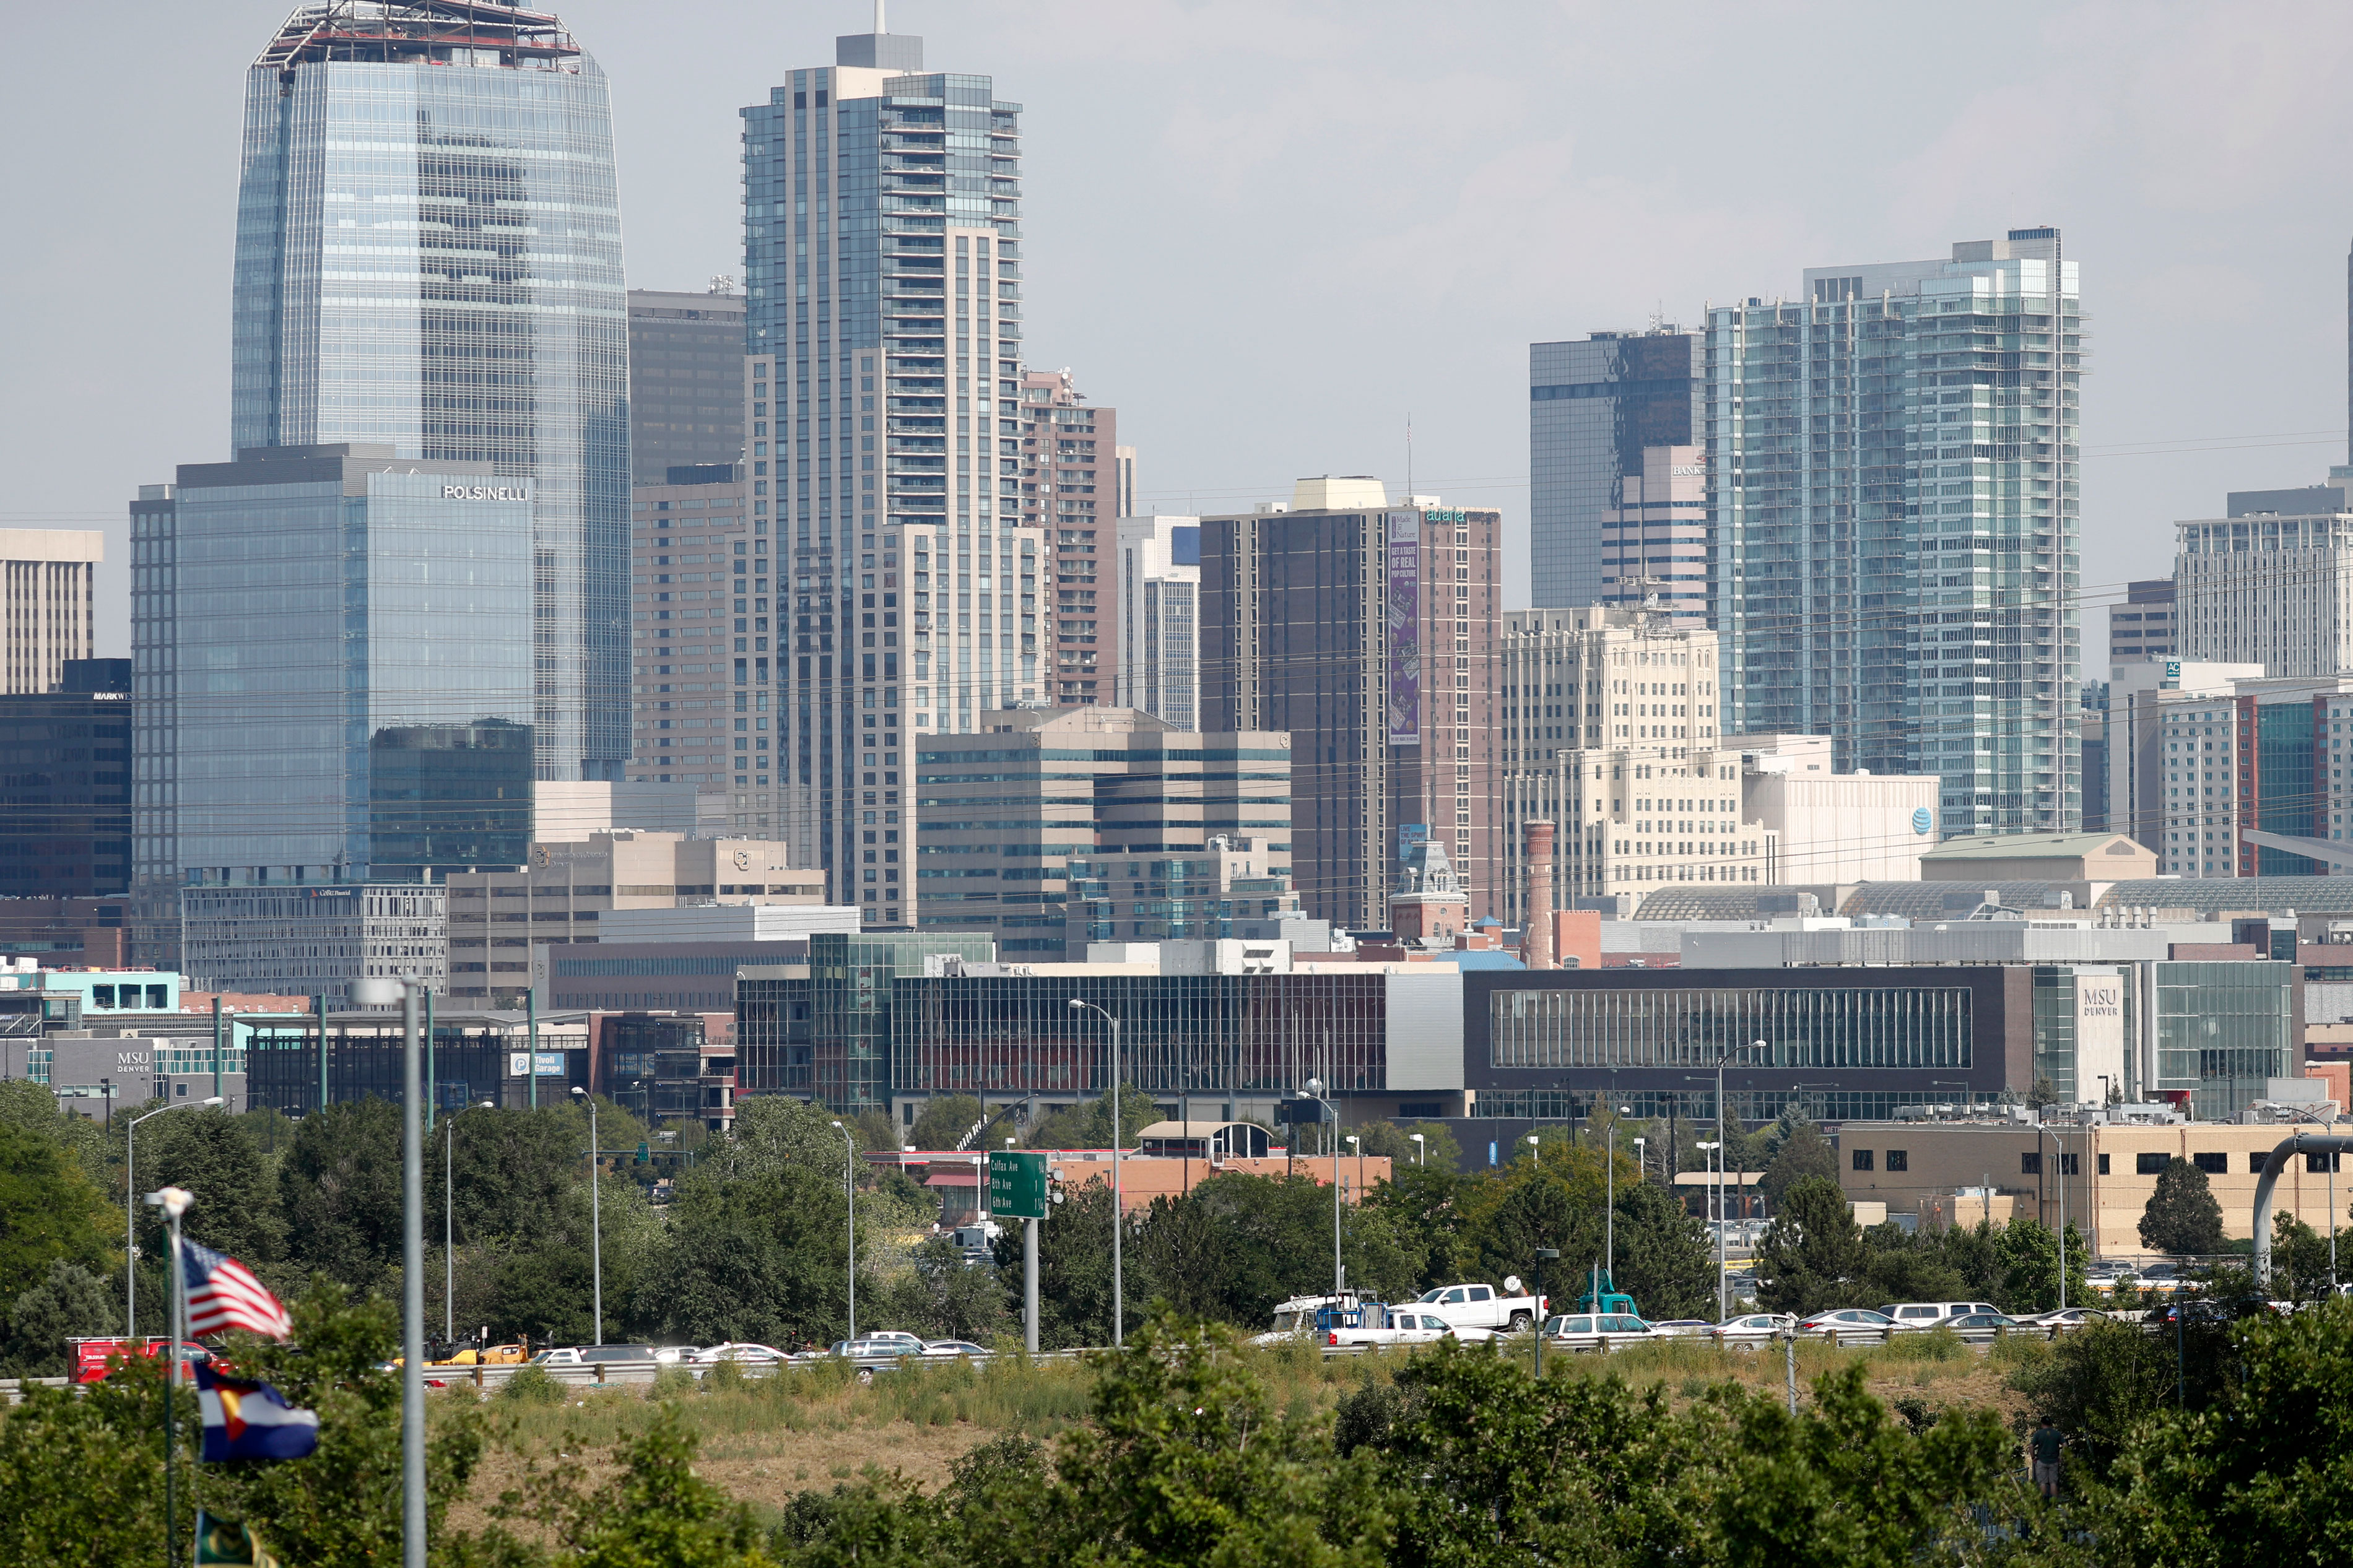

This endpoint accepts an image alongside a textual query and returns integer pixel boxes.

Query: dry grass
[440,1333,2040,1524]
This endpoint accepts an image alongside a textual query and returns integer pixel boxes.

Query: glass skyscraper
[1708,230,2085,836]
[737,27,1037,922]
[1528,331,1703,612]
[230,0,628,783]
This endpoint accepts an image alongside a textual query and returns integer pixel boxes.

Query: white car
[530,1344,655,1366]
[1877,1301,2002,1332]
[1796,1309,1898,1345]
[1541,1312,1669,1353]
[1250,1293,1362,1346]
[2026,1307,2108,1334]
[1650,1319,1717,1339]
[689,1342,788,1366]
[650,1345,703,1366]
[1325,1311,1463,1349]
[1709,1312,1799,1349]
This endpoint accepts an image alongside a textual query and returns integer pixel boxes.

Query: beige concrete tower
[1,531,101,695]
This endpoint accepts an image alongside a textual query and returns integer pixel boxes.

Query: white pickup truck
[1413,1277,1548,1335]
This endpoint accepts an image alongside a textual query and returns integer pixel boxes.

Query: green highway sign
[988,1150,1048,1219]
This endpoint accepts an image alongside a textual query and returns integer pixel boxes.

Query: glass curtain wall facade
[231,2,628,783]
[2154,959,2295,1120]
[1529,332,1702,612]
[1709,231,2084,836]
[741,33,1033,922]
[167,453,533,886]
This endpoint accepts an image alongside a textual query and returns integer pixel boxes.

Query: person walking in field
[2029,1415,2063,1499]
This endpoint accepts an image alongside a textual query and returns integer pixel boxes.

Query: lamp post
[1633,1135,1646,1183]
[446,1101,495,1345]
[126,1098,221,1338]
[1346,1133,1362,1199]
[147,1184,194,1568]
[1300,1078,1342,1298]
[828,1120,856,1341]
[1526,1133,1541,1167]
[350,973,425,1568]
[570,1088,603,1345]
[1409,1131,1425,1167]
[1606,1104,1630,1283]
[1697,1140,1724,1320]
[1533,1247,1560,1380]
[1068,998,1127,1345]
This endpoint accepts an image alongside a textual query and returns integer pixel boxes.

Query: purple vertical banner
[1387,511,1421,746]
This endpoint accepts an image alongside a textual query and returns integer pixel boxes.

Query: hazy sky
[6,0,2351,660]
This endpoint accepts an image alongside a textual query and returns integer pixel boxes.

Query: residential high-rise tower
[230,0,628,784]
[739,26,1035,923]
[1,531,102,695]
[1709,229,2085,836]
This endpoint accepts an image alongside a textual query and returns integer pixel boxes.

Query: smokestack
[1523,820,1555,970]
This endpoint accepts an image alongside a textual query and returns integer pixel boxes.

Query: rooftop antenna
[874,0,886,32]
[1406,411,1414,503]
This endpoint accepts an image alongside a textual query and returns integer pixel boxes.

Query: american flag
[180,1239,292,1340]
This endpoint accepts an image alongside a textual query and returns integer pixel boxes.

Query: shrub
[497,1363,565,1405]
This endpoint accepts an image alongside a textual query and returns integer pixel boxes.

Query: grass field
[440,1327,2045,1533]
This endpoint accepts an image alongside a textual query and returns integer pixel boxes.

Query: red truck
[68,1336,211,1384]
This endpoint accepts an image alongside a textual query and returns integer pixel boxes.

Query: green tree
[634,1167,853,1349]
[0,1079,108,1187]
[1856,1229,1968,1307]
[278,1098,405,1290]
[1354,1118,1459,1172]
[874,1237,1009,1343]
[1,1259,114,1376]
[1026,1084,1159,1151]
[1123,1170,1422,1326]
[1754,1176,1868,1314]
[137,1104,285,1271]
[2140,1156,2227,1255]
[1359,1159,1460,1292]
[1000,1178,1115,1349]
[908,1094,985,1151]
[716,1095,865,1186]
[2269,1210,2339,1302]
[1997,1216,2089,1314]
[1757,1115,1840,1205]
[0,1120,115,1306]
[1612,1178,1718,1320]
[2005,1315,2179,1479]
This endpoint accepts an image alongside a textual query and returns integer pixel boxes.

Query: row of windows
[1849,1148,2342,1177]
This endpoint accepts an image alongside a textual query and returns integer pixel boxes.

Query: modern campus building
[232,0,628,785]
[739,22,1038,915]
[1016,368,1124,706]
[1201,479,1504,928]
[910,704,1298,958]
[1704,230,2085,836]
[1,530,102,695]
[2176,478,2353,678]
[1116,516,1201,727]
[628,287,747,479]
[0,659,130,898]
[1528,329,1703,615]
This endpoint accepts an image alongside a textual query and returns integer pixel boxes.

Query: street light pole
[1069,998,1127,1345]
[352,974,424,1568]
[829,1120,856,1341]
[1410,1131,1425,1167]
[1303,1078,1342,1297]
[126,1099,221,1339]
[1697,1140,1723,1319]
[571,1088,602,1345]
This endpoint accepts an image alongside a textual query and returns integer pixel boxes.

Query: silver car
[1708,1312,1798,1349]
[1795,1309,1898,1346]
[1542,1312,1668,1353]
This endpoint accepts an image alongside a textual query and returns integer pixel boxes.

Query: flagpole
[152,1185,193,1568]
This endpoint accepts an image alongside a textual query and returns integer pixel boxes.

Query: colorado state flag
[194,1362,320,1462]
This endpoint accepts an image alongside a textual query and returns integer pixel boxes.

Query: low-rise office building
[444,831,824,1007]
[913,704,1298,959]
[1838,1117,2348,1254]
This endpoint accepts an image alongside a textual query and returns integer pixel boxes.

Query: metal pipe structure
[353,974,424,1568]
[2253,1133,2353,1289]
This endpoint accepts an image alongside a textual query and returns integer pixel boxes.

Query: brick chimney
[1523,820,1555,970]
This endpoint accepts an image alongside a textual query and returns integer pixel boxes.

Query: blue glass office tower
[1528,331,1703,612]
[230,1,628,784]
[739,28,1035,923]
[1709,230,2085,835]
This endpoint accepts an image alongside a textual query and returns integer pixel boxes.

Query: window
[2191,1152,2227,1175]
[2020,1152,2042,1175]
[2309,1151,2342,1174]
[1852,1150,1874,1171]
[1885,1150,1908,1172]
[2136,1152,2169,1176]
[2098,1154,2111,1175]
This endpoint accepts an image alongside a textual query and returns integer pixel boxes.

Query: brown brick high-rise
[1202,479,1501,929]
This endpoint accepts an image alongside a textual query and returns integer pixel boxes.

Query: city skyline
[11,1,2350,668]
